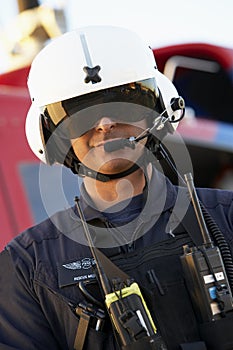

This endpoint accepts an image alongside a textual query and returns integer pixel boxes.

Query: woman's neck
[83,168,146,211]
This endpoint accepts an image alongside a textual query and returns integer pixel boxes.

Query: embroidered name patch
[58,257,96,288]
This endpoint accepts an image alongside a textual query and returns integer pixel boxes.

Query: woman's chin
[88,159,135,175]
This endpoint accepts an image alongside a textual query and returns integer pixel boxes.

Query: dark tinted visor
[43,78,160,138]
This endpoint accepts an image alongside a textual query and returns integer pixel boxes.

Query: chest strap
[172,188,205,247]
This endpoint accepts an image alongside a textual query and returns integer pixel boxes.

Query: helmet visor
[43,78,160,138]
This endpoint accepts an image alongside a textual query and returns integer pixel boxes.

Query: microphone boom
[104,139,135,152]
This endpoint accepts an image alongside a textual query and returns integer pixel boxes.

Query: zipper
[104,217,145,253]
[104,219,131,248]
[127,218,145,252]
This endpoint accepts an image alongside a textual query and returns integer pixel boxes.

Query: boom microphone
[104,138,136,152]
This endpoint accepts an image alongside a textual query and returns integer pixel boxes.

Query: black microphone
[104,138,136,152]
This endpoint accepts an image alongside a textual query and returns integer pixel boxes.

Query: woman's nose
[95,117,116,132]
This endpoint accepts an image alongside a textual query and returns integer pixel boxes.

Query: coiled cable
[200,202,233,293]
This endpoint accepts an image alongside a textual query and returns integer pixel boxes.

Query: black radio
[181,173,233,323]
[181,244,233,322]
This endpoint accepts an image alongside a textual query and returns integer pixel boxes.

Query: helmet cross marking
[83,65,102,84]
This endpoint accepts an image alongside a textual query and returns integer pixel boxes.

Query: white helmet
[25,25,184,178]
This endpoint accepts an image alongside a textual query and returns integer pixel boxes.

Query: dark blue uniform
[0,169,232,349]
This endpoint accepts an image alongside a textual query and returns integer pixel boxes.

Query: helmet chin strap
[72,160,142,182]
[69,150,148,182]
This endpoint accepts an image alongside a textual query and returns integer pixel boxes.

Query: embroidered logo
[62,258,95,270]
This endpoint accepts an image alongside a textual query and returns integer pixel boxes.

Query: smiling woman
[0,22,233,350]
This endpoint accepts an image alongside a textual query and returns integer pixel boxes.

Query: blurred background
[0,0,232,248]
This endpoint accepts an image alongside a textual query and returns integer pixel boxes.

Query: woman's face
[71,116,148,175]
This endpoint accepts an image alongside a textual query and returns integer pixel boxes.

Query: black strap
[75,161,140,182]
[181,203,205,247]
[94,247,129,283]
[173,188,205,247]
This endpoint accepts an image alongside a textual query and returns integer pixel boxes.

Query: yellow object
[105,282,157,334]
